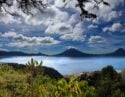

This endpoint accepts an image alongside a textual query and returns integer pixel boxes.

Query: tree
[0,0,110,19]
[101,65,118,80]
[25,58,43,97]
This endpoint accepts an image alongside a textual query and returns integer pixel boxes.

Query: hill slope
[55,48,92,57]
[0,50,45,56]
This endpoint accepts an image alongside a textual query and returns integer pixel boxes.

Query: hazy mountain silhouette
[0,48,125,57]
[106,48,125,56]
[0,50,45,56]
[54,48,93,57]
[55,48,125,57]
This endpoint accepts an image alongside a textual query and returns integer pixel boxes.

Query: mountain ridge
[106,48,125,56]
[54,48,125,57]
[0,48,125,57]
[54,48,93,57]
[0,50,46,56]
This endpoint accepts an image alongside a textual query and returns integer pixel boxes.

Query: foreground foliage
[0,59,125,97]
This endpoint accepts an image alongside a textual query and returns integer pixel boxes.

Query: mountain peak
[56,48,91,57]
[109,48,125,56]
[66,48,81,52]
[114,48,125,53]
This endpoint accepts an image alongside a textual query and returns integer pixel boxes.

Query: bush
[0,59,97,97]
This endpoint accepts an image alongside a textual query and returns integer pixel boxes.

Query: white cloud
[105,0,124,8]
[1,32,17,37]
[8,36,60,48]
[60,22,86,41]
[88,24,98,29]
[103,23,125,32]
[85,0,124,22]
[1,32,60,48]
[0,0,123,25]
[60,31,86,41]
[0,0,124,45]
[89,36,106,44]
[45,23,72,35]
[0,13,21,24]
[66,46,77,49]
[100,11,121,22]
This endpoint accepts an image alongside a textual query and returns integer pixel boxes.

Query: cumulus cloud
[0,0,124,24]
[0,0,124,49]
[85,0,124,22]
[105,0,124,8]
[1,32,60,48]
[45,23,72,35]
[60,22,86,41]
[103,23,125,32]
[0,13,21,24]
[88,24,98,29]
[60,31,86,41]
[1,31,17,37]
[89,36,106,44]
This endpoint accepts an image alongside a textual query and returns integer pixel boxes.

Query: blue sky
[0,0,125,54]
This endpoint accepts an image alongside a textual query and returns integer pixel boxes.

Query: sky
[0,0,125,54]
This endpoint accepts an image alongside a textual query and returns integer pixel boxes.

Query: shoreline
[0,62,123,77]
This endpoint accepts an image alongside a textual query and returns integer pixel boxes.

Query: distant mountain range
[0,50,46,56]
[54,48,125,57]
[0,48,125,57]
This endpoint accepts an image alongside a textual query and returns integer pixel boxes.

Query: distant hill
[0,50,45,56]
[54,48,125,57]
[106,48,125,56]
[54,48,93,57]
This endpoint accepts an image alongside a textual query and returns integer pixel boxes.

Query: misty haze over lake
[0,56,125,75]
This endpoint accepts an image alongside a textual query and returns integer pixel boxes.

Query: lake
[0,56,125,75]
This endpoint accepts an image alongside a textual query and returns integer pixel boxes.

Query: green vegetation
[0,59,125,97]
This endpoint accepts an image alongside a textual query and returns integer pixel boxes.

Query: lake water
[0,56,125,75]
